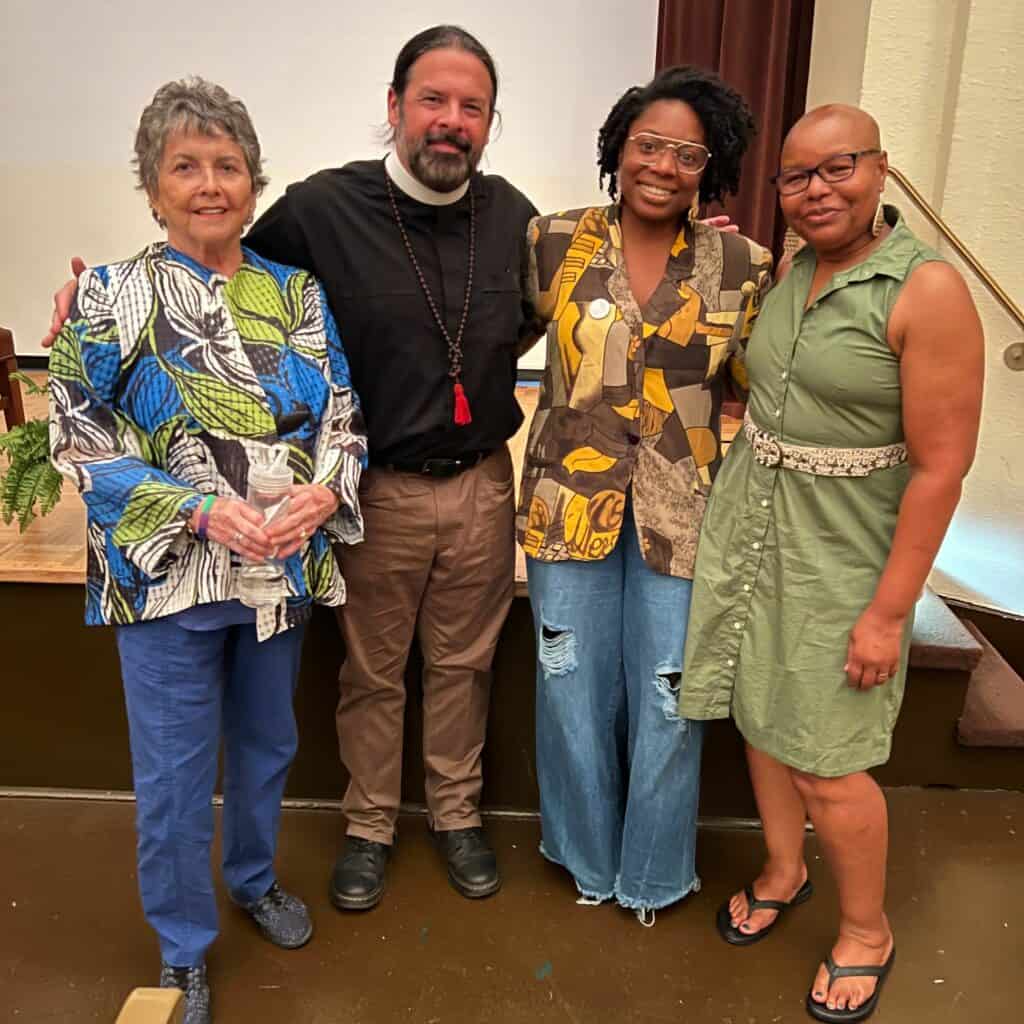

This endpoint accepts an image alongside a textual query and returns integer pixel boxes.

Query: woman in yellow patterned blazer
[517,66,772,923]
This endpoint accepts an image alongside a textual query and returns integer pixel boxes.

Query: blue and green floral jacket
[49,242,367,639]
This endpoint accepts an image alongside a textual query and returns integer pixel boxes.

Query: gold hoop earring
[870,201,886,238]
[688,193,701,225]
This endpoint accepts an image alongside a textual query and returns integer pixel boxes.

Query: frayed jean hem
[614,874,702,913]
[538,842,615,904]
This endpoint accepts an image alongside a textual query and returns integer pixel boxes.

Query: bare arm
[845,261,984,688]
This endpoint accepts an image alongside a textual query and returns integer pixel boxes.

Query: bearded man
[244,25,540,909]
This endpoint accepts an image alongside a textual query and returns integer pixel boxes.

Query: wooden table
[0,377,734,591]
[0,372,87,583]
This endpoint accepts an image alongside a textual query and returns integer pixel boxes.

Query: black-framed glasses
[771,149,882,196]
[626,133,711,175]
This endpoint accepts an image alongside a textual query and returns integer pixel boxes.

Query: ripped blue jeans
[526,500,703,912]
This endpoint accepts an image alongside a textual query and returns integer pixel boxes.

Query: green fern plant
[0,372,64,532]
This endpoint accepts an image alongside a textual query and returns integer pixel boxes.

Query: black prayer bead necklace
[384,170,475,426]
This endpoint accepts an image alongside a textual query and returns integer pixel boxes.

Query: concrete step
[957,619,1024,747]
[910,586,983,671]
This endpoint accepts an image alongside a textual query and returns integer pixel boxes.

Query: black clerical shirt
[246,159,539,464]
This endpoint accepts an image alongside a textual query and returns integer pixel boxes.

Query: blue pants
[116,617,305,966]
[526,501,704,911]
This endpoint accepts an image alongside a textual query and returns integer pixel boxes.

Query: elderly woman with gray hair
[48,77,366,1023]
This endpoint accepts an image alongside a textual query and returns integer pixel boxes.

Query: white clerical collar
[385,150,469,205]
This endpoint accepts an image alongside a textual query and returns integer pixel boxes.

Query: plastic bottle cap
[248,444,293,496]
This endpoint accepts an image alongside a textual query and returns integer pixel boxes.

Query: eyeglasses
[626,133,711,175]
[771,150,882,196]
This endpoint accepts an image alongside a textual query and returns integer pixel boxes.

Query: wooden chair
[0,327,27,430]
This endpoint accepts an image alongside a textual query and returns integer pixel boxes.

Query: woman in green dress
[680,104,984,1022]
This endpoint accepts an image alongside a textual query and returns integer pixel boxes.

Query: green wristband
[195,494,216,539]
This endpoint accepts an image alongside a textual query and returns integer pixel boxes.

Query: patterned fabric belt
[742,411,908,477]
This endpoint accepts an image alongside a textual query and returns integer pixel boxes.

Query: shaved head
[776,104,888,256]
[782,104,881,164]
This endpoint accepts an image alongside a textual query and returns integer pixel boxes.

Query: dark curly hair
[597,65,756,204]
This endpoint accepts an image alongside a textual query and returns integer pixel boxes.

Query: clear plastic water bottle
[237,445,292,609]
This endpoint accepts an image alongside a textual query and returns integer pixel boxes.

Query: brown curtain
[656,0,815,256]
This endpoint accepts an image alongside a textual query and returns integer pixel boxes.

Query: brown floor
[3,789,1020,1023]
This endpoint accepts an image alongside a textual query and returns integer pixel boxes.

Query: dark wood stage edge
[4,582,1020,819]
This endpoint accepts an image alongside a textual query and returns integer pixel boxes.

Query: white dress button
[743,584,751,592]
[760,499,769,508]
[727,659,736,668]
[752,542,761,551]
[733,621,742,630]
[781,371,788,380]
[589,298,611,319]
[775,408,782,417]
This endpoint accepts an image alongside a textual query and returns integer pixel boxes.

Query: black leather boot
[434,826,501,899]
[329,836,390,911]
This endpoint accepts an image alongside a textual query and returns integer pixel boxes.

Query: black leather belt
[374,450,492,478]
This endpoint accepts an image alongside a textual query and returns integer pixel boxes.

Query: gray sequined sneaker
[239,881,313,949]
[159,961,211,1024]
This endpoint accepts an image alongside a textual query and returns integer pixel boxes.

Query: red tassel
[453,381,472,426]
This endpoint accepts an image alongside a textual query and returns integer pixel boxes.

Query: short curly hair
[597,65,756,205]
[133,77,268,221]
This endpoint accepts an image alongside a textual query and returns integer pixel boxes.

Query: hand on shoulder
[41,257,87,348]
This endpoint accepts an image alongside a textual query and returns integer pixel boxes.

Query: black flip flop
[805,947,896,1023]
[715,877,814,946]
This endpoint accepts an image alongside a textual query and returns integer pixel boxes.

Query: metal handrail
[888,166,1024,334]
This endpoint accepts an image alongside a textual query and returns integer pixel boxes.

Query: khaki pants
[334,446,515,843]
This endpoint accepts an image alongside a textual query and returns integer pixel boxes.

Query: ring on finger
[233,529,244,543]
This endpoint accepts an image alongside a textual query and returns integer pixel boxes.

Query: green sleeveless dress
[679,208,942,775]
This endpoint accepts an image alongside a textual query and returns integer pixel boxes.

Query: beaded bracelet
[195,495,216,540]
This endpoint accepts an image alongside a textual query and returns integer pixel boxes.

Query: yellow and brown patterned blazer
[516,204,772,579]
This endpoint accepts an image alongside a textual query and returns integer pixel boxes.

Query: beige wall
[805,0,873,109]
[928,3,1024,615]
[808,0,1024,615]
[0,0,660,371]
[860,0,971,217]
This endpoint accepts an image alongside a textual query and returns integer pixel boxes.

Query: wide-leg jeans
[527,501,704,911]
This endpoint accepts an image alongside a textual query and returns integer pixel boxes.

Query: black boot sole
[447,869,502,900]
[329,882,385,912]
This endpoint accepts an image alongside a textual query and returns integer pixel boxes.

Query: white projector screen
[1,0,660,370]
